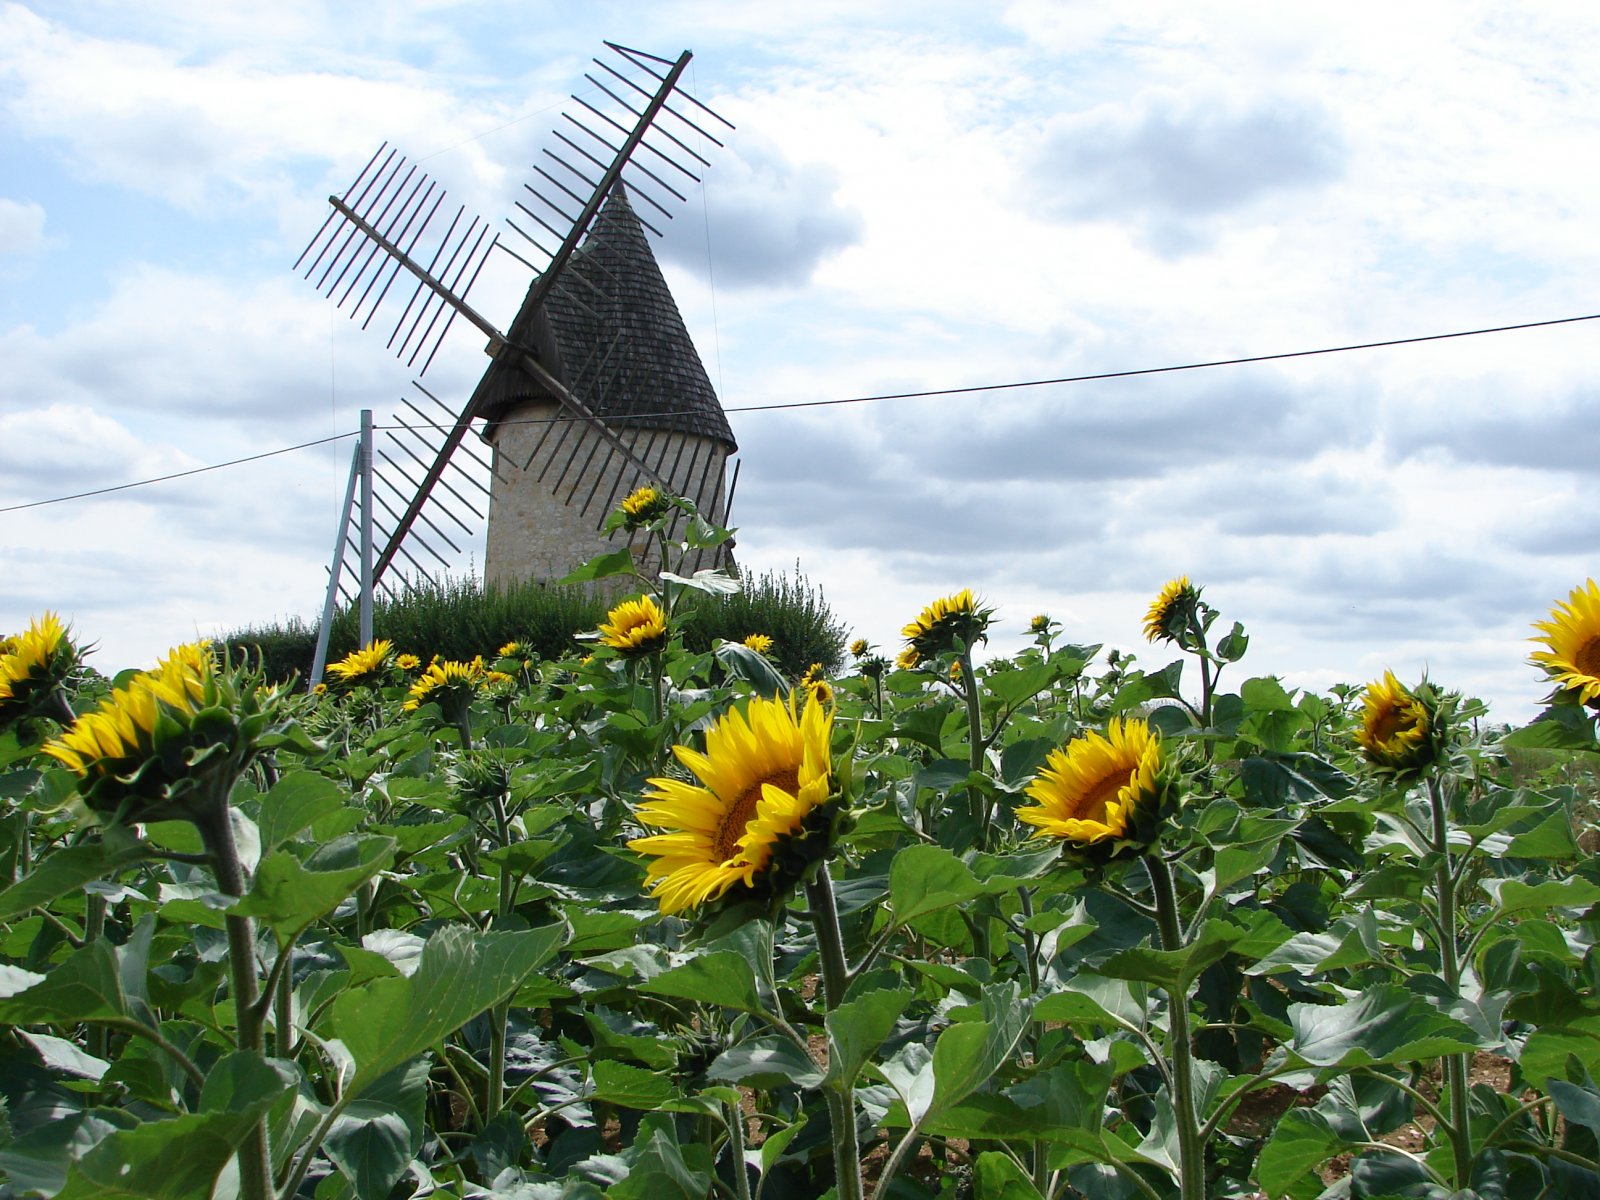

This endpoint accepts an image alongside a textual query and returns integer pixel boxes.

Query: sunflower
[0,611,80,726]
[849,638,870,658]
[498,641,524,658]
[628,692,835,915]
[599,596,668,657]
[403,657,487,713]
[743,633,775,654]
[1355,671,1440,772]
[1143,577,1200,644]
[44,642,281,823]
[1015,717,1169,858]
[902,589,992,658]
[1029,614,1052,635]
[395,653,421,671]
[896,646,921,671]
[326,638,393,688]
[619,485,671,529]
[1531,579,1600,706]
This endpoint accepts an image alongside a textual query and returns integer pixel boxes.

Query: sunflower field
[2,496,1599,1200]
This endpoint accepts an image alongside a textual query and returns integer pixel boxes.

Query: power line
[5,310,1597,514]
[721,310,1600,413]
[0,432,358,514]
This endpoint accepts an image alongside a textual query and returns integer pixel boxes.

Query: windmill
[294,43,737,675]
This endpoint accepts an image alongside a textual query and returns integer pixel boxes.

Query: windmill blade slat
[387,427,487,515]
[604,41,735,132]
[336,173,431,308]
[541,148,599,195]
[555,424,607,503]
[513,199,575,247]
[495,234,543,275]
[390,205,470,359]
[592,59,713,167]
[358,181,443,328]
[380,442,478,533]
[318,162,418,293]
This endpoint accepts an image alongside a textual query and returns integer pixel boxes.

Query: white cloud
[0,196,48,257]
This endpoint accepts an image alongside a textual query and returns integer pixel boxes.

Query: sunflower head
[326,638,394,689]
[743,633,775,654]
[628,692,839,916]
[598,596,669,658]
[1029,614,1053,635]
[1531,579,1600,707]
[1355,671,1449,774]
[0,611,82,729]
[902,589,993,658]
[43,643,289,824]
[1143,577,1203,645]
[896,646,921,672]
[395,653,421,672]
[403,656,487,721]
[849,638,870,659]
[618,485,672,530]
[498,641,524,659]
[1014,717,1176,864]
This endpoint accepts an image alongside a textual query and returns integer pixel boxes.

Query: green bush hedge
[224,566,846,683]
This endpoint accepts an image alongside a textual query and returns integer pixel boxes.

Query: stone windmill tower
[295,44,738,617]
[474,183,737,585]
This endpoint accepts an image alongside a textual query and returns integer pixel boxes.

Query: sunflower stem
[194,797,273,1200]
[958,647,988,852]
[1427,773,1473,1186]
[1018,888,1049,1195]
[1148,853,1205,1200]
[84,892,109,1062]
[725,1098,754,1200]
[805,866,863,1200]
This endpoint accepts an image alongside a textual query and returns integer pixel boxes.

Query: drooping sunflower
[1015,717,1172,860]
[1143,577,1200,644]
[0,611,80,727]
[743,633,775,654]
[1531,578,1600,706]
[629,692,836,915]
[619,485,671,529]
[902,589,993,658]
[599,596,668,657]
[44,642,282,823]
[403,657,487,714]
[325,638,394,689]
[1355,671,1442,773]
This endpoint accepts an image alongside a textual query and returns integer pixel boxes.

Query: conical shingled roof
[478,185,735,450]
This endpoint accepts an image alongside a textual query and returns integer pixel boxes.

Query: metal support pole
[310,439,362,689]
[359,409,374,646]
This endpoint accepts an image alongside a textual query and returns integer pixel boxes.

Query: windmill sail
[294,42,735,599]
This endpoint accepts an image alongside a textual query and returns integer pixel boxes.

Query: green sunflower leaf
[230,834,396,938]
[328,923,566,1096]
[1283,984,1484,1072]
[889,844,984,925]
[640,950,767,1015]
[557,547,636,585]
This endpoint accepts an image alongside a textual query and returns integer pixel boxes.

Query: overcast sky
[3,1,1596,722]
